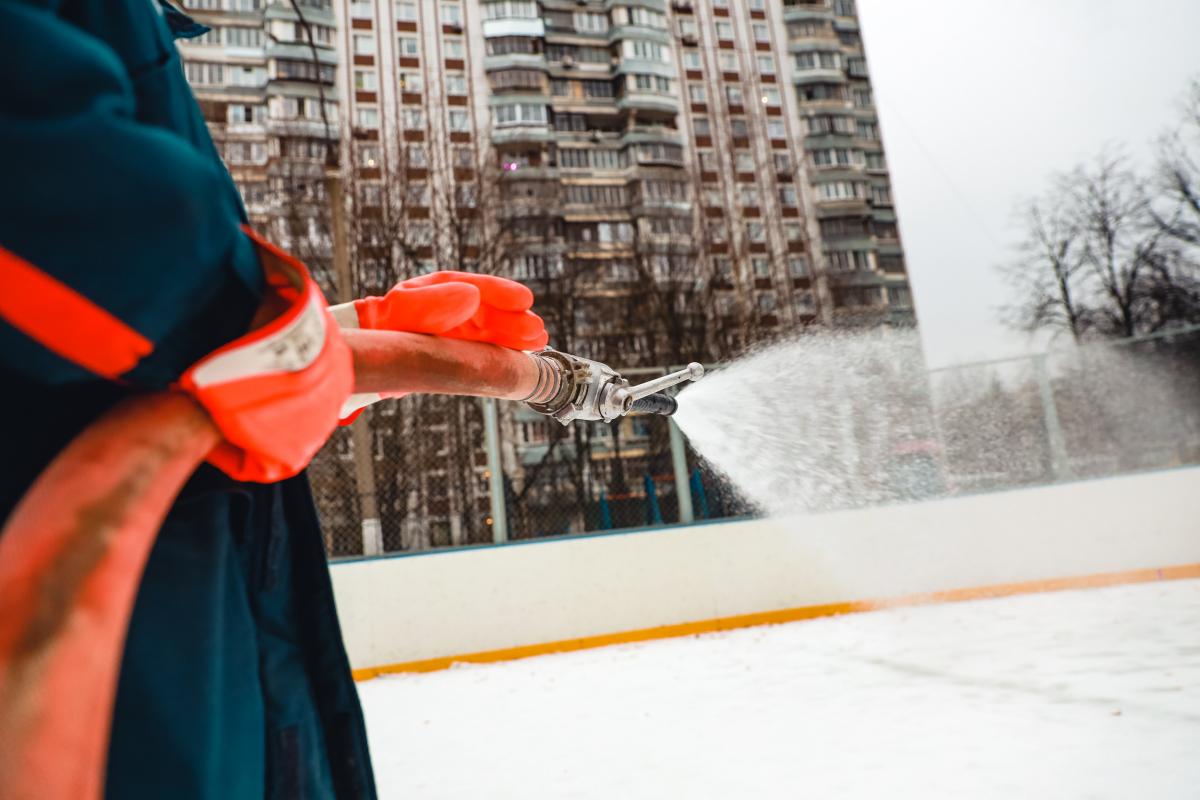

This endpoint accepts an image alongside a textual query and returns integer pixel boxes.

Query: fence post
[1033,353,1072,481]
[482,398,509,543]
[669,418,694,524]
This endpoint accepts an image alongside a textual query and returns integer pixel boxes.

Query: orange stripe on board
[351,562,1200,681]
[0,246,152,379]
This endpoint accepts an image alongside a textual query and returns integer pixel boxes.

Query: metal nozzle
[626,362,705,402]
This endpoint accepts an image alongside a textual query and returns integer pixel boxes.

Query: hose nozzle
[525,353,704,424]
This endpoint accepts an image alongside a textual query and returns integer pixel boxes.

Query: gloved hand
[329,271,548,351]
[329,271,547,423]
[177,227,353,483]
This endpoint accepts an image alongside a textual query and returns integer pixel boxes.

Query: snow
[359,580,1200,799]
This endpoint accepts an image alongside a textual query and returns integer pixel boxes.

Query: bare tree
[1003,152,1192,339]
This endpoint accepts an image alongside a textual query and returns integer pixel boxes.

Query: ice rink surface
[359,579,1200,799]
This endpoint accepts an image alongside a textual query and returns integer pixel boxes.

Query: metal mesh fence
[309,327,1200,558]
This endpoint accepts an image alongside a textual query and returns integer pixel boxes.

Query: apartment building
[179,0,916,549]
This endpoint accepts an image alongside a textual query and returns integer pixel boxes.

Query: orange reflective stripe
[0,245,152,379]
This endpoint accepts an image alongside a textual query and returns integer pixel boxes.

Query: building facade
[180,0,915,550]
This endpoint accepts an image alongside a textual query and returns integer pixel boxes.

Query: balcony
[482,18,546,38]
[616,92,678,116]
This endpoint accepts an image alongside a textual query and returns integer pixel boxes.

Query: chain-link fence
[309,326,1200,558]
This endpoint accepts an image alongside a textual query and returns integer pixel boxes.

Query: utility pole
[328,168,382,556]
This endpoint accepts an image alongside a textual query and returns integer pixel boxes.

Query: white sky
[856,0,1200,367]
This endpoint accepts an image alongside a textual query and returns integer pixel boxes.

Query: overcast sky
[855,0,1200,367]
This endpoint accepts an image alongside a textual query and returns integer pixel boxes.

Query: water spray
[525,350,704,424]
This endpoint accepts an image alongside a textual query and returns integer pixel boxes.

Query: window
[629,7,666,29]
[583,79,614,97]
[788,255,809,277]
[834,0,856,16]
[554,113,587,131]
[688,83,706,103]
[448,109,470,130]
[359,184,382,206]
[227,104,265,124]
[682,50,702,69]
[856,120,879,140]
[887,286,912,307]
[678,17,698,36]
[767,119,786,139]
[715,21,733,40]
[794,51,841,71]
[353,34,375,56]
[485,0,538,19]
[698,150,717,171]
[692,116,710,136]
[403,108,425,128]
[752,23,769,42]
[406,182,430,206]
[879,255,906,273]
[725,85,743,106]
[734,151,754,172]
[749,0,764,8]
[866,151,886,170]
[550,78,570,96]
[818,180,867,201]
[828,250,872,272]
[807,115,855,135]
[761,87,781,106]
[455,147,474,167]
[396,36,419,56]
[395,1,417,20]
[703,185,723,206]
[784,222,804,242]
[871,184,892,205]
[356,107,379,129]
[847,57,868,77]
[757,292,777,313]
[718,52,738,72]
[632,74,671,93]
[774,153,791,173]
[399,70,423,92]
[757,55,776,75]
[350,0,373,17]
[494,69,544,90]
[407,145,428,167]
[446,74,467,95]
[752,257,771,278]
[626,40,664,61]
[713,257,734,280]
[853,88,873,108]
[224,141,266,165]
[494,103,548,126]
[444,38,465,57]
[574,11,609,32]
[746,222,766,242]
[730,117,748,138]
[487,37,538,55]
[224,26,263,47]
[184,61,223,85]
[740,186,759,206]
[354,69,378,91]
[778,186,797,206]
[441,3,462,25]
[794,290,816,313]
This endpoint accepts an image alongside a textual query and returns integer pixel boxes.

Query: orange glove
[331,271,548,351]
[177,228,353,483]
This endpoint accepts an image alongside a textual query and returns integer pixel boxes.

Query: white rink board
[330,467,1200,671]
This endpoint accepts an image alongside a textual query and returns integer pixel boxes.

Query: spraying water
[673,326,1200,517]
[673,328,935,516]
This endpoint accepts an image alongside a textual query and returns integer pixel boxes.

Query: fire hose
[0,329,701,800]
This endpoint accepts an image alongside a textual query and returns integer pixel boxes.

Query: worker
[0,1,545,797]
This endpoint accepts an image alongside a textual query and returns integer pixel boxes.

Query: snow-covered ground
[359,579,1200,799]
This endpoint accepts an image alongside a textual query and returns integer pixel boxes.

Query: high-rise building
[180,0,916,550]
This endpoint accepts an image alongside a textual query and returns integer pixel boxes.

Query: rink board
[329,467,1200,678]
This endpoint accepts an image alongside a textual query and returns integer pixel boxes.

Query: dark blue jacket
[0,2,376,797]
